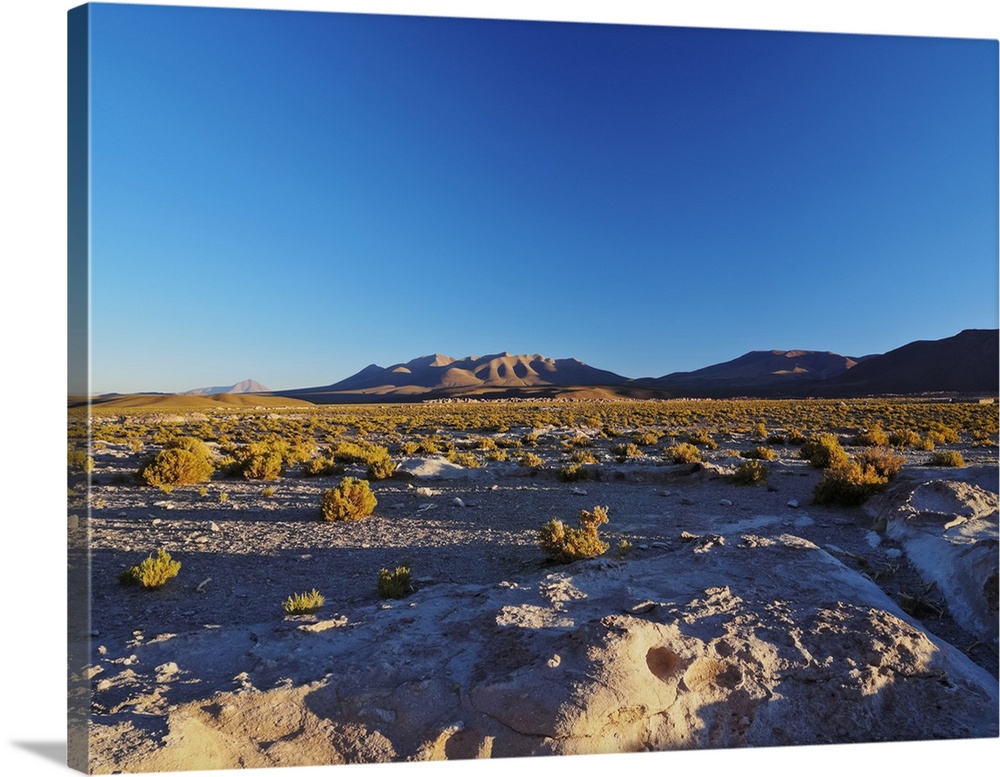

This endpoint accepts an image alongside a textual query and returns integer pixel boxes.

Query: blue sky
[84,2,998,393]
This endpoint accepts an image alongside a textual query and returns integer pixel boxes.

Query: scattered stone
[787,499,800,508]
[884,548,903,559]
[650,542,670,550]
[151,518,162,526]
[865,530,882,548]
[719,499,733,507]
[68,515,80,530]
[571,488,588,496]
[117,511,127,518]
[679,531,699,542]
[209,522,221,533]
[680,497,694,506]
[298,617,349,633]
[452,497,466,508]
[417,503,436,512]
[416,487,439,497]
[547,654,561,668]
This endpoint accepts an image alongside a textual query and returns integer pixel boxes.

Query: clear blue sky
[84,2,998,393]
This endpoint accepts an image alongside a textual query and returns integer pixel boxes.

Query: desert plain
[67,396,999,772]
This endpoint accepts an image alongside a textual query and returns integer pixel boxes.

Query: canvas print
[67,2,999,774]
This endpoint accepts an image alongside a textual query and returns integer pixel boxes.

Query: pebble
[650,542,670,549]
[571,488,588,496]
[884,548,903,559]
[680,497,694,506]
[452,497,466,508]
[547,654,561,668]
[787,499,799,508]
[151,518,163,526]
[117,511,127,518]
[68,515,80,530]
[209,522,221,532]
[719,499,733,507]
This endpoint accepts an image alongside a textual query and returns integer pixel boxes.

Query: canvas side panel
[67,3,92,773]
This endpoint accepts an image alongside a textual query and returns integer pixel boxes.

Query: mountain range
[182,379,271,395]
[269,329,996,403]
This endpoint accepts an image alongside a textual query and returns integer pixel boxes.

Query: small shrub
[218,491,229,503]
[569,449,599,465]
[198,486,209,497]
[366,455,397,481]
[320,477,377,521]
[799,434,848,469]
[741,446,777,461]
[485,450,509,462]
[283,589,324,615]
[786,427,808,445]
[538,505,610,564]
[519,453,544,468]
[611,443,642,461]
[930,450,965,467]
[664,443,700,464]
[451,452,483,468]
[888,429,922,448]
[377,565,412,599]
[118,548,180,590]
[138,448,214,488]
[566,434,593,448]
[165,436,214,461]
[633,431,660,446]
[615,539,634,560]
[301,455,345,478]
[262,486,276,498]
[926,424,960,445]
[730,460,769,485]
[854,448,905,479]
[812,461,889,506]
[682,430,718,450]
[753,422,768,440]
[558,462,590,482]
[850,424,890,447]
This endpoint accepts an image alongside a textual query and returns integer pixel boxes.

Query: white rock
[884,548,903,559]
[719,499,733,507]
[547,654,561,668]
[209,522,221,532]
[571,488,588,496]
[452,497,466,508]
[787,499,800,508]
[865,530,882,548]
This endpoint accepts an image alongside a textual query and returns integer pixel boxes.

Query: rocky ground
[69,429,999,773]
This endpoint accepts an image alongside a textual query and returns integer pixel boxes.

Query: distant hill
[280,352,631,402]
[813,329,999,397]
[644,349,865,397]
[73,392,314,410]
[183,379,270,395]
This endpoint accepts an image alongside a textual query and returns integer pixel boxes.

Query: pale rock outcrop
[866,471,999,645]
[88,532,998,772]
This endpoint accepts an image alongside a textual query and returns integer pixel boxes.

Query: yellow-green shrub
[538,505,610,563]
[812,461,890,506]
[730,460,769,485]
[283,589,324,614]
[118,548,180,590]
[741,445,777,461]
[799,434,848,469]
[366,455,397,481]
[930,450,965,467]
[320,477,377,521]
[664,443,701,464]
[138,448,214,488]
[377,565,412,599]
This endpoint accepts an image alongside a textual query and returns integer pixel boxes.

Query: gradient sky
[84,2,998,393]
